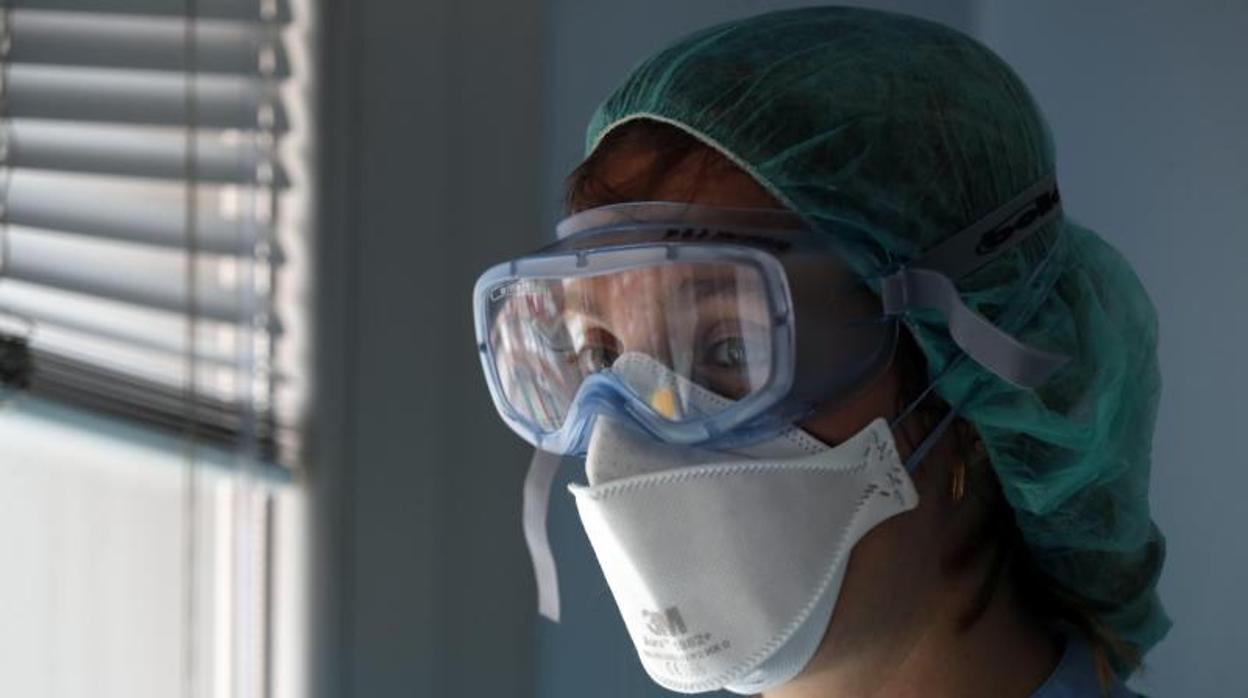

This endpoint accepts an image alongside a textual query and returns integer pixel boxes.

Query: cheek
[843,513,936,601]
[799,366,903,447]
[821,495,945,656]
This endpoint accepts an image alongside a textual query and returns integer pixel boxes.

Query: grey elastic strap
[881,175,1069,388]
[523,448,563,622]
[881,267,1069,388]
[914,175,1062,280]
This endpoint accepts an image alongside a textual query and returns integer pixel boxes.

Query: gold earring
[951,460,966,503]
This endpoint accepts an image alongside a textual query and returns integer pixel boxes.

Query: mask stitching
[577,422,896,500]
[577,445,890,500]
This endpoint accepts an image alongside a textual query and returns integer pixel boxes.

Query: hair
[564,119,1138,692]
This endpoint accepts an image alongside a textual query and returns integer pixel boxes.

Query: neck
[763,578,1061,698]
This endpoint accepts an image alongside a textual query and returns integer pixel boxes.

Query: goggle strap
[523,448,564,622]
[881,267,1069,389]
[912,175,1062,280]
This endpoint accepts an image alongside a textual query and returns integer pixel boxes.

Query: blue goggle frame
[473,202,897,455]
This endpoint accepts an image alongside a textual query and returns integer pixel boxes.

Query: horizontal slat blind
[0,280,258,364]
[6,171,272,251]
[0,2,294,461]
[7,64,288,129]
[9,9,290,75]
[12,0,291,22]
[11,120,289,185]
[6,225,267,319]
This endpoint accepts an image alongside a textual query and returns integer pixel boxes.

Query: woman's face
[583,145,971,690]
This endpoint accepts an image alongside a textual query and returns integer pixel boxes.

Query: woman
[474,6,1167,696]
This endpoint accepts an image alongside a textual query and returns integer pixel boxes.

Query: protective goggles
[474,179,1067,455]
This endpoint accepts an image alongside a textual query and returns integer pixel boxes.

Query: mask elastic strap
[890,394,970,474]
[523,448,564,621]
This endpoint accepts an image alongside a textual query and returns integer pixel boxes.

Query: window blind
[0,1,300,468]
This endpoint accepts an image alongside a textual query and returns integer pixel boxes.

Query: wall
[977,3,1248,694]
[308,0,543,696]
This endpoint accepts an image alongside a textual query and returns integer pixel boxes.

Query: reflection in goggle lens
[488,262,774,430]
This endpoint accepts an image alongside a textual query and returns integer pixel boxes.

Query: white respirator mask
[564,354,918,694]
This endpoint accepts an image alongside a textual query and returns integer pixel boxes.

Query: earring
[951,459,967,503]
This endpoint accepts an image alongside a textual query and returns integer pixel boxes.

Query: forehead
[562,262,762,302]
[588,145,783,210]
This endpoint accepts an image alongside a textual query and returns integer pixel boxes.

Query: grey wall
[309,0,543,696]
[978,3,1248,695]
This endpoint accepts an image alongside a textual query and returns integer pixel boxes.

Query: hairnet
[582,6,1169,662]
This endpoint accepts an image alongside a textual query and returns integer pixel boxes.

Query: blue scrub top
[1031,636,1139,698]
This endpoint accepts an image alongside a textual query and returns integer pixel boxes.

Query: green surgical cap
[584,6,1169,663]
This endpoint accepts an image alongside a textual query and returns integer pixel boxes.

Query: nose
[583,414,722,486]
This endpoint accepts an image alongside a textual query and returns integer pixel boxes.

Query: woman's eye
[704,337,748,369]
[577,344,619,372]
[530,319,575,355]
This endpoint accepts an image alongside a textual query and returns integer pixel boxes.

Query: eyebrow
[559,271,764,328]
[678,274,763,302]
[560,306,614,339]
